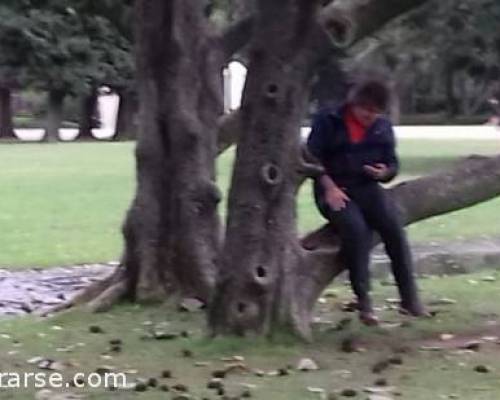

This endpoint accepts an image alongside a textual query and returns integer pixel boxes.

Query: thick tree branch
[217,111,241,154]
[393,155,500,225]
[319,0,430,48]
[221,16,254,60]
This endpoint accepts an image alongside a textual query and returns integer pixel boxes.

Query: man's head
[348,79,391,128]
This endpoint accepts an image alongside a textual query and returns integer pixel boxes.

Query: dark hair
[349,79,391,111]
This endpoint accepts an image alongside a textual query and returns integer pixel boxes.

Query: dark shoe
[359,310,380,326]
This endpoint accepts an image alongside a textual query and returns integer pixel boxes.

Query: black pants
[317,182,420,312]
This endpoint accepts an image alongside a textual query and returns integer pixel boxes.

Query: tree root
[37,268,127,316]
[87,279,128,313]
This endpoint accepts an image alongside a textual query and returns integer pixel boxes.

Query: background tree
[357,0,500,121]
[0,0,133,142]
[0,5,31,140]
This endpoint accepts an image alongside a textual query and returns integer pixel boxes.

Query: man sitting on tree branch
[307,79,428,326]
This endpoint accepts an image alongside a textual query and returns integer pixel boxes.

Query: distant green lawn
[0,139,499,268]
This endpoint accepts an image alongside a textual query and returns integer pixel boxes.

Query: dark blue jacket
[307,105,399,189]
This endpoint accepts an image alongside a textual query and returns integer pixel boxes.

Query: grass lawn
[0,139,499,268]
[1,272,500,399]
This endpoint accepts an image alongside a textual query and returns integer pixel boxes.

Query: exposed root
[37,268,125,316]
[87,279,128,313]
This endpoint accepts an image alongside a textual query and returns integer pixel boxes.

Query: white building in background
[94,88,119,140]
[224,61,247,113]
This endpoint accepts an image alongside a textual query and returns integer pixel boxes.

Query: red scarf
[345,107,367,144]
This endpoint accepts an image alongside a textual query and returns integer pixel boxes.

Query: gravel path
[0,263,114,316]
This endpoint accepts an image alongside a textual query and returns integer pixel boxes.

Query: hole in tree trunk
[266,84,279,97]
[237,302,247,314]
[324,16,353,47]
[261,163,283,186]
[256,266,267,278]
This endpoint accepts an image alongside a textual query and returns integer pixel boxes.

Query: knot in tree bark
[260,163,283,186]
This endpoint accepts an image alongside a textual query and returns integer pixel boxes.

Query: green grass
[0,143,135,268]
[2,272,500,399]
[0,139,499,268]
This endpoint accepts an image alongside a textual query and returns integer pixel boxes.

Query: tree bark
[77,89,98,141]
[113,90,138,141]
[0,87,15,140]
[44,90,65,143]
[209,0,321,336]
[119,0,223,303]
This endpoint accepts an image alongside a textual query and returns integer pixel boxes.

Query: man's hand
[325,186,350,211]
[364,163,389,181]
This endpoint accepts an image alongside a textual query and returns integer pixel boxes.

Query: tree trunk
[209,0,321,336]
[445,63,459,118]
[119,0,223,303]
[77,89,98,141]
[44,90,65,143]
[113,90,137,141]
[0,87,15,140]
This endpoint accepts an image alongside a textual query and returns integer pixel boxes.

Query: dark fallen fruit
[474,365,491,373]
[278,368,289,376]
[134,382,148,392]
[154,332,178,340]
[212,370,226,379]
[388,356,403,365]
[241,389,252,398]
[374,377,388,386]
[340,388,357,397]
[207,379,223,390]
[89,325,104,334]
[147,377,158,387]
[161,370,172,378]
[109,338,122,346]
[372,360,390,374]
[172,383,189,392]
[159,384,170,392]
[110,345,122,353]
[182,349,193,358]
